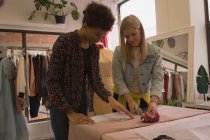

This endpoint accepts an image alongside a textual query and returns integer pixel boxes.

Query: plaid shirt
[46,31,111,114]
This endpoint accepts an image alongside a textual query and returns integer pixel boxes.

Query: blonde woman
[112,15,163,114]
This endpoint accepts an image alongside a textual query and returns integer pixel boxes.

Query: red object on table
[141,112,159,123]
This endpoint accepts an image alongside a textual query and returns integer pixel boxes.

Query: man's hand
[108,96,134,119]
[67,112,95,125]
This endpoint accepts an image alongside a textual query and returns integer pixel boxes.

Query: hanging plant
[28,0,80,24]
[70,2,79,20]
[196,65,209,101]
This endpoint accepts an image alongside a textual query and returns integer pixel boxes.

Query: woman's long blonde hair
[120,15,147,63]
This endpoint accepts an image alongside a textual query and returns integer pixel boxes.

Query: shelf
[0,21,66,29]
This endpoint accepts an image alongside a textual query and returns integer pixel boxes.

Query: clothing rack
[7,46,51,51]
[163,66,188,74]
[7,46,51,63]
[163,66,180,73]
[6,46,51,122]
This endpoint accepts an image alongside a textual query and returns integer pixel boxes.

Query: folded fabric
[141,112,159,123]
[69,106,209,140]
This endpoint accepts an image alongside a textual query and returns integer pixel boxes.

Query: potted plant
[28,0,80,24]
[196,65,209,101]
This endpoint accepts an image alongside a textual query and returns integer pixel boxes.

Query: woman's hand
[67,112,95,125]
[108,96,134,119]
[148,95,159,114]
[123,93,139,114]
[148,101,158,114]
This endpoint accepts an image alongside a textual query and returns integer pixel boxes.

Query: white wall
[156,0,190,34]
[0,0,117,33]
[189,0,208,100]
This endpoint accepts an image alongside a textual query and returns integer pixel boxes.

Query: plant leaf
[196,65,209,94]
[71,10,79,20]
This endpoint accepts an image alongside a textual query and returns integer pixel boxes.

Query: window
[109,0,156,51]
[120,0,156,37]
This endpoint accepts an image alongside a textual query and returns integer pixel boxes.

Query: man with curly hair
[46,2,133,140]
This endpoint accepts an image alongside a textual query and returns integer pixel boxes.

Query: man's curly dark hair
[83,2,115,31]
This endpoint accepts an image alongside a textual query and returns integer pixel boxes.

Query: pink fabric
[68,106,209,140]
[174,73,181,100]
[96,42,105,49]
[102,113,210,140]
[100,33,108,48]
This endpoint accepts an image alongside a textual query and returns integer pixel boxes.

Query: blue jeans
[50,84,87,140]
[50,106,69,140]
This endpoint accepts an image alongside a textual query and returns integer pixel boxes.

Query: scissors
[134,108,143,115]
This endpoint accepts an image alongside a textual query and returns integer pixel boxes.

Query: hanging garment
[163,71,188,104]
[35,54,43,101]
[0,57,29,140]
[163,71,169,104]
[174,73,181,100]
[41,55,48,105]
[0,46,7,58]
[100,33,108,48]
[16,56,28,108]
[29,55,36,96]
[30,55,41,118]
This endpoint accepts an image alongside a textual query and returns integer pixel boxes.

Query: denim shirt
[112,43,163,98]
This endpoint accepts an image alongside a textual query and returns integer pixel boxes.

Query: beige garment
[16,56,26,94]
[16,56,28,107]
[69,105,209,140]
[94,49,114,115]
[25,55,30,97]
